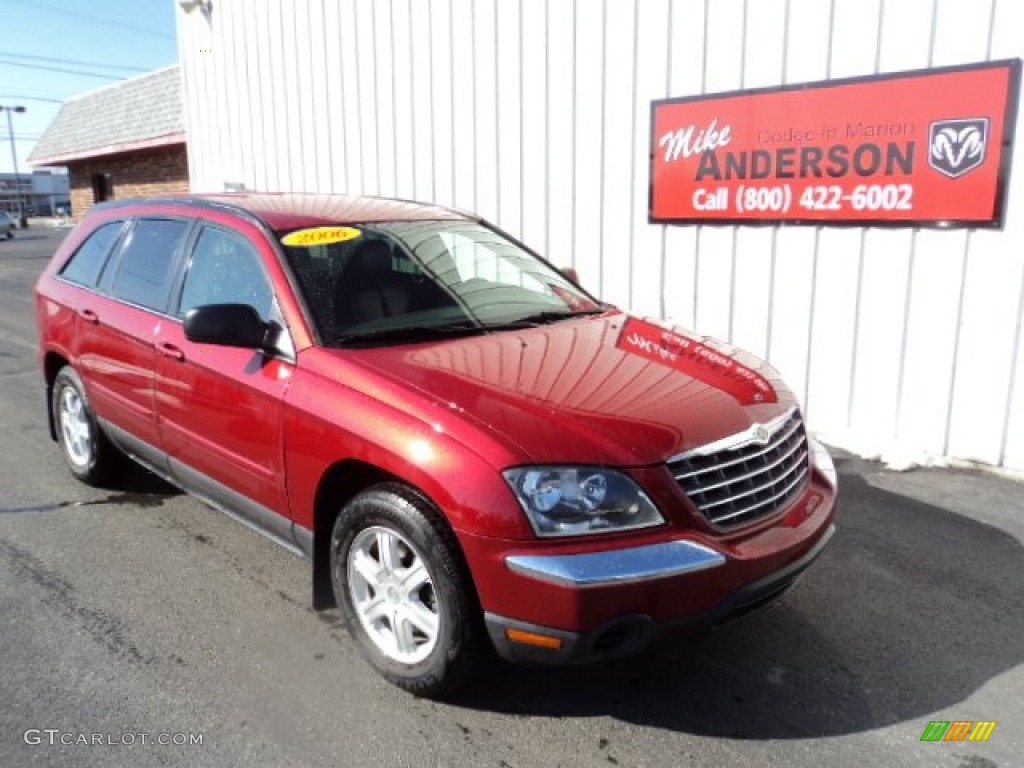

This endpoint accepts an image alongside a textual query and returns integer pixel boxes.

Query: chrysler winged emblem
[928,118,989,179]
[752,424,771,446]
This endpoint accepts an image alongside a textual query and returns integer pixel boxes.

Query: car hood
[334,311,798,466]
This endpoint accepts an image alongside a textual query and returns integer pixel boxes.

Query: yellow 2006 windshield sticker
[281,226,362,247]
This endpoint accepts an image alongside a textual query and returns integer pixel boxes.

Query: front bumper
[459,441,838,664]
[486,522,835,664]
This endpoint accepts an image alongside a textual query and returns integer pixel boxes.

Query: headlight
[503,467,664,537]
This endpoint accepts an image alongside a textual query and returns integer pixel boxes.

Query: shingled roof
[28,65,184,166]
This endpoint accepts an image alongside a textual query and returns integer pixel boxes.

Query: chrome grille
[667,409,809,528]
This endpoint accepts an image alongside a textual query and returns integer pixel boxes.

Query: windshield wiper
[331,322,485,347]
[489,307,607,328]
[333,308,608,345]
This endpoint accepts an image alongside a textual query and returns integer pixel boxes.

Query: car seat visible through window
[332,239,412,327]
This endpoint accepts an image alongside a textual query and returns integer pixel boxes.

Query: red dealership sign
[650,60,1020,227]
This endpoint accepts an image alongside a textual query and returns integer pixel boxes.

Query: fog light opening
[590,616,652,656]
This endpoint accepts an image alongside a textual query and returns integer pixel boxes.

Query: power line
[0,50,149,74]
[0,0,174,40]
[0,58,123,81]
[0,94,63,104]
[0,83,72,97]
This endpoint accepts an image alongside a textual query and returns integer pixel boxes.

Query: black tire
[52,366,124,486]
[330,483,484,698]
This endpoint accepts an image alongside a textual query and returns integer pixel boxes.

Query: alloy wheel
[59,385,92,469]
[347,525,441,664]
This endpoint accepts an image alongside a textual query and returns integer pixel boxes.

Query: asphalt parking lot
[1,227,1021,767]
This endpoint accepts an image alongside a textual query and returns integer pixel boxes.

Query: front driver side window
[179,226,274,320]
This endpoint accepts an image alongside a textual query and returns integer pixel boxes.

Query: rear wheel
[330,483,483,697]
[52,366,123,485]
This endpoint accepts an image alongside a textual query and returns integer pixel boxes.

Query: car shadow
[81,461,183,509]
[111,462,181,495]
[0,463,180,516]
[450,455,1023,739]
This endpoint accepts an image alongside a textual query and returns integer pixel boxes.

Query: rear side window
[60,221,123,287]
[178,226,274,320]
[109,219,190,312]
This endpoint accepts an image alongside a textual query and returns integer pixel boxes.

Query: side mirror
[184,303,269,349]
[561,266,580,285]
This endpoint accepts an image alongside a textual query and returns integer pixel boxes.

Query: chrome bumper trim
[505,540,727,588]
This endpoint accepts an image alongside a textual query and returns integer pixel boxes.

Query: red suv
[36,194,837,696]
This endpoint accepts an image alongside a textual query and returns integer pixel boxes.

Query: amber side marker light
[505,628,564,650]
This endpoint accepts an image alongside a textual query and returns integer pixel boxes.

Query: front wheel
[330,484,483,697]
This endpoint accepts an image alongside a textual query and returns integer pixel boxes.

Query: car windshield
[278,220,604,346]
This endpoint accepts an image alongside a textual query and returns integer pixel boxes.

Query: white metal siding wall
[178,0,1024,470]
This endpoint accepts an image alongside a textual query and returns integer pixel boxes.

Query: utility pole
[0,105,26,226]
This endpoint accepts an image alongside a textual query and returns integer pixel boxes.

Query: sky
[0,0,179,174]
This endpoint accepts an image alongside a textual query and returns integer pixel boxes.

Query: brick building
[27,65,187,219]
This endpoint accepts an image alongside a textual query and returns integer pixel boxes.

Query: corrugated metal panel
[177,0,1024,470]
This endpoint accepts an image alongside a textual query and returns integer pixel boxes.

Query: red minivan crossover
[35,194,837,696]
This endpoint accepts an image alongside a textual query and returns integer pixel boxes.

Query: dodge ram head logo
[928,118,989,178]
